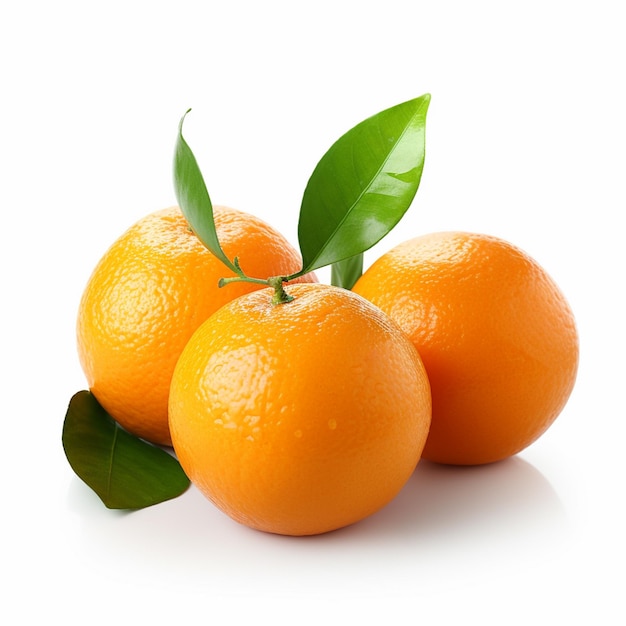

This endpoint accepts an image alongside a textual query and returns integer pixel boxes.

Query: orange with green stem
[166,98,433,534]
[64,95,432,514]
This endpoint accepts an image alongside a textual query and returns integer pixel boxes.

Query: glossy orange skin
[77,206,315,446]
[353,232,579,465]
[169,283,432,536]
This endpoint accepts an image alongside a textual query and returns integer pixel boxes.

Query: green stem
[218,275,268,288]
[283,267,309,283]
[267,276,294,305]
[218,256,268,288]
[218,259,294,305]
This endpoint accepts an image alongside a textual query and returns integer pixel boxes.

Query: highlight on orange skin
[77,205,316,446]
[169,283,432,535]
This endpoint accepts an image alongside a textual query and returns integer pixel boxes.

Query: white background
[2,1,624,623]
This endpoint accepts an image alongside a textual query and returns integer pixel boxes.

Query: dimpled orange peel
[168,283,432,536]
[77,205,316,446]
[353,231,579,465]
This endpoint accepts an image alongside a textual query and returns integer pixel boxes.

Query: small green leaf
[62,391,190,509]
[173,109,237,273]
[331,253,364,290]
[298,94,431,274]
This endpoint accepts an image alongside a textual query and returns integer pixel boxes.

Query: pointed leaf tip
[299,94,431,274]
[173,110,237,273]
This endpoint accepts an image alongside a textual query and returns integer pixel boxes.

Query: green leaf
[331,253,364,290]
[298,94,431,274]
[62,391,190,509]
[173,109,237,273]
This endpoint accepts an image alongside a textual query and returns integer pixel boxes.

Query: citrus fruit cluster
[68,96,578,535]
[75,205,578,536]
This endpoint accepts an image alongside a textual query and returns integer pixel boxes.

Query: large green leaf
[173,109,237,273]
[298,94,430,274]
[62,391,190,509]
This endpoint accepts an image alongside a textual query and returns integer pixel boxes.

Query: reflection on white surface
[64,453,567,602]
[362,456,565,540]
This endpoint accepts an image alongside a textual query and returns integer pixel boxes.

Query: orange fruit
[168,283,432,536]
[353,231,579,465]
[76,205,316,447]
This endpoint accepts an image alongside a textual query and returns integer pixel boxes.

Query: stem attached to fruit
[267,276,294,305]
[218,257,294,305]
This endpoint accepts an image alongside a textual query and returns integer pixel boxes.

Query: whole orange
[168,283,432,536]
[352,231,579,465]
[76,205,315,447]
